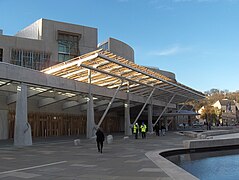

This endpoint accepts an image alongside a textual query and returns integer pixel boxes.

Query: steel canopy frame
[79,63,194,104]
[153,94,176,127]
[97,80,123,128]
[98,53,204,99]
[132,88,156,126]
[42,49,205,103]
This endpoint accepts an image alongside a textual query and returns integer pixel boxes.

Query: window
[11,49,50,70]
[0,49,3,61]
[58,31,80,62]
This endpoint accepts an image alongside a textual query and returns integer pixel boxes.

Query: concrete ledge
[180,129,239,139]
[184,137,239,149]
[181,131,198,138]
[197,130,231,139]
[146,149,199,180]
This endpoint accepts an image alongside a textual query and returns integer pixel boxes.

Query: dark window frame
[0,48,3,62]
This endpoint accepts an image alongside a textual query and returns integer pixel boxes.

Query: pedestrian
[154,123,160,136]
[161,124,166,136]
[140,122,147,139]
[96,128,105,153]
[133,123,139,139]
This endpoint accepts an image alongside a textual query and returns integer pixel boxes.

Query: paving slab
[0,132,193,179]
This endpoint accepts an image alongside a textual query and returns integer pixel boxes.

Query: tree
[200,105,218,124]
[210,88,220,95]
[191,89,239,111]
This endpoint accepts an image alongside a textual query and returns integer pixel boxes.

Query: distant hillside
[191,89,239,111]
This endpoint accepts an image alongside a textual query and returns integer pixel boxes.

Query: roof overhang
[42,49,205,104]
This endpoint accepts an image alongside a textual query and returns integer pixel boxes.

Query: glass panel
[58,32,79,62]
[10,49,51,70]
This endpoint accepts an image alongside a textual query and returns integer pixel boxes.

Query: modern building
[0,19,205,146]
[98,37,134,62]
[0,18,97,70]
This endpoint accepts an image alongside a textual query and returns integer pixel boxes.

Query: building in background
[212,99,239,125]
[0,19,97,70]
[98,37,134,62]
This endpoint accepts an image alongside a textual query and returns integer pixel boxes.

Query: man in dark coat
[96,128,105,153]
[154,123,160,136]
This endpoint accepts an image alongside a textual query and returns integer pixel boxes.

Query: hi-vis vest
[140,124,147,132]
[133,124,138,133]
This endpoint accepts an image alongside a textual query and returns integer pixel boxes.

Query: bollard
[107,135,113,144]
[123,136,129,140]
[74,139,81,146]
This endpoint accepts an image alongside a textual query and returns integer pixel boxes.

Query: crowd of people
[133,122,166,139]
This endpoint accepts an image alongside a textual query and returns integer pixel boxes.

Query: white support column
[148,104,153,133]
[132,88,155,125]
[14,83,32,146]
[153,94,176,127]
[124,85,132,136]
[97,81,123,128]
[86,70,95,138]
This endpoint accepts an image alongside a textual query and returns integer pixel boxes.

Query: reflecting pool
[166,149,239,180]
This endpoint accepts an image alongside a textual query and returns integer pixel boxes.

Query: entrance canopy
[42,49,205,104]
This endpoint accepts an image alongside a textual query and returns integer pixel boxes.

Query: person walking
[154,123,160,136]
[96,128,105,153]
[140,122,147,139]
[133,123,139,139]
[161,124,166,136]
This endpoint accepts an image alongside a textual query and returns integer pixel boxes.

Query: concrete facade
[148,67,176,81]
[98,37,135,62]
[0,18,97,69]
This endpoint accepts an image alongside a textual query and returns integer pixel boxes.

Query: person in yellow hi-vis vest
[133,123,139,139]
[140,122,147,139]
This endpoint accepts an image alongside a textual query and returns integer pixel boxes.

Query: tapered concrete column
[124,92,132,136]
[14,83,32,146]
[148,104,153,133]
[86,70,95,138]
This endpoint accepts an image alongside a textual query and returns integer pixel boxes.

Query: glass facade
[58,32,79,62]
[11,49,50,70]
[0,49,3,61]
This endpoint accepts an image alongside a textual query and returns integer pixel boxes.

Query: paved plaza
[0,132,192,180]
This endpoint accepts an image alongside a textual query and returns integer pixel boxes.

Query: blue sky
[1,0,239,92]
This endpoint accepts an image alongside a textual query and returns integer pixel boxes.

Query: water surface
[167,149,239,180]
